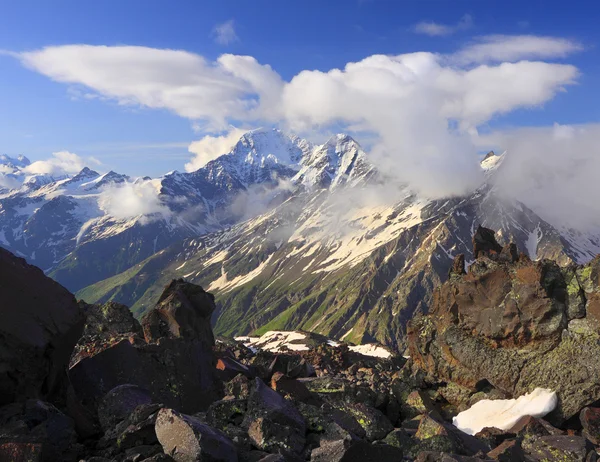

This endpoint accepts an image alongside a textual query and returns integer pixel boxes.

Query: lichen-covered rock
[332,402,392,441]
[408,231,600,424]
[0,248,84,406]
[527,435,593,461]
[155,408,237,462]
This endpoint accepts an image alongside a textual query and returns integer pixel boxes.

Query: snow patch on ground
[208,254,273,293]
[525,225,542,261]
[236,331,309,352]
[348,344,393,359]
[453,388,557,435]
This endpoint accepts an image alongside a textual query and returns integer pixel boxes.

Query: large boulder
[408,232,600,423]
[69,280,218,415]
[0,248,84,406]
[155,408,237,462]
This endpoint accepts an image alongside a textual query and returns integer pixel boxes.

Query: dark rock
[270,373,311,401]
[0,442,44,462]
[98,384,153,431]
[216,357,256,382]
[472,225,502,258]
[415,452,492,462]
[402,390,440,420]
[310,439,403,462]
[415,414,490,456]
[243,378,305,454]
[383,428,415,453]
[207,399,247,430]
[114,403,162,450]
[141,279,215,347]
[155,408,237,462]
[528,435,593,461]
[580,407,600,444]
[0,248,84,406]
[487,439,525,461]
[70,282,218,415]
[333,402,392,441]
[225,375,251,400]
[0,400,78,460]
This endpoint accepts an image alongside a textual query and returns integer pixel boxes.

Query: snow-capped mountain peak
[0,154,31,170]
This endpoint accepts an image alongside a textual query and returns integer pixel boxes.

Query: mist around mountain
[2,128,592,349]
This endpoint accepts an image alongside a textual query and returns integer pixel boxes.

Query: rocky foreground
[3,227,600,461]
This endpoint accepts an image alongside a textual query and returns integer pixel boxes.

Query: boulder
[141,279,215,347]
[243,378,305,454]
[69,280,218,414]
[97,384,153,431]
[155,408,237,462]
[408,231,600,423]
[527,435,594,461]
[332,402,392,441]
[0,248,84,406]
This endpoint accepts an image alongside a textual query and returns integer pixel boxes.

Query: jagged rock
[0,248,84,406]
[449,254,466,278]
[71,301,143,367]
[580,407,600,445]
[383,428,415,453]
[402,390,440,420]
[113,403,161,450]
[141,279,215,347]
[408,230,600,423]
[243,379,305,454]
[155,408,237,462]
[69,280,218,415]
[472,225,502,258]
[97,385,153,431]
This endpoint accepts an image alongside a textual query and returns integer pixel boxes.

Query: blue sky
[1,0,599,177]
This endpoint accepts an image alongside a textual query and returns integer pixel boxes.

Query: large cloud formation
[17,36,581,198]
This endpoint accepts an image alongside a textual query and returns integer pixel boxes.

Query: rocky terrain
[4,229,600,461]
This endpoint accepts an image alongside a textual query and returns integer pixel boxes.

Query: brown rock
[270,372,311,401]
[0,442,43,462]
[580,407,600,445]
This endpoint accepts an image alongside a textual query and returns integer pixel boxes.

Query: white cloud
[212,19,239,45]
[413,14,473,37]
[452,35,583,65]
[15,39,582,198]
[23,150,98,176]
[475,122,600,231]
[186,127,247,171]
[99,181,169,220]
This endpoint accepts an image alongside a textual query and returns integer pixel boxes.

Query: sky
[1,0,599,179]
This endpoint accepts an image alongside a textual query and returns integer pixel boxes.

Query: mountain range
[2,128,599,349]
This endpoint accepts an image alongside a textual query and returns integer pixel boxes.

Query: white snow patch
[207,254,273,293]
[348,344,393,358]
[453,388,557,435]
[525,225,542,261]
[236,331,309,352]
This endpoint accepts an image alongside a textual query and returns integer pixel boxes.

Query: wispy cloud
[212,19,239,45]
[413,14,473,37]
[13,36,582,197]
[452,35,583,65]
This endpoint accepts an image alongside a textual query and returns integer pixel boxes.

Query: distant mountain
[76,147,600,349]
